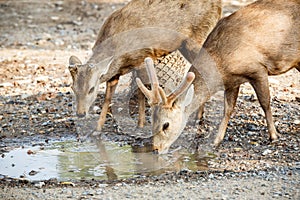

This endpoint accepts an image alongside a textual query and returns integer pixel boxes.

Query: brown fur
[89,0,222,83]
[149,0,300,153]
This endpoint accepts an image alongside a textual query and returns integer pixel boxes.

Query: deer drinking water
[68,0,222,131]
[137,0,300,153]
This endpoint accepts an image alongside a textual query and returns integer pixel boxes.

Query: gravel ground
[0,0,299,199]
[1,168,300,199]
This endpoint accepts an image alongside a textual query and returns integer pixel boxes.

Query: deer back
[195,0,300,88]
[89,0,222,82]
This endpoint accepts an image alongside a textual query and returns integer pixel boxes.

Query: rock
[93,106,101,111]
[262,149,272,156]
[234,148,242,152]
[29,170,39,176]
[50,16,60,21]
[34,181,45,188]
[98,184,108,188]
[27,150,36,155]
[54,1,64,6]
[293,120,300,125]
[54,39,65,46]
[113,186,119,190]
[208,174,214,179]
[246,124,259,131]
[72,20,83,26]
[96,189,105,195]
[0,82,13,88]
[60,182,75,187]
[81,190,94,196]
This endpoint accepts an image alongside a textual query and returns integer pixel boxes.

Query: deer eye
[162,122,169,131]
[172,101,176,107]
[88,87,95,94]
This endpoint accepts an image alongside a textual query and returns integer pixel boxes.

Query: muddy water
[0,138,213,181]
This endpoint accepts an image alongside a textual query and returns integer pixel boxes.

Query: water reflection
[0,137,211,181]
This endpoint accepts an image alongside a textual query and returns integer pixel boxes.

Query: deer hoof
[96,125,103,132]
[213,139,221,148]
[270,132,280,142]
[270,134,280,144]
[92,130,101,136]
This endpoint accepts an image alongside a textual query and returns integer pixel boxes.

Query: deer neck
[186,48,224,116]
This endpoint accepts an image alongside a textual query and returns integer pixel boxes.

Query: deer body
[139,0,300,153]
[69,0,222,131]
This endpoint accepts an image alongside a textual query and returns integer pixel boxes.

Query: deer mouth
[76,112,86,118]
[153,149,159,154]
[152,145,169,154]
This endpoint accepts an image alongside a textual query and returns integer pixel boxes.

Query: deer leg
[96,78,119,131]
[250,77,278,142]
[194,103,205,125]
[137,88,146,128]
[214,86,240,147]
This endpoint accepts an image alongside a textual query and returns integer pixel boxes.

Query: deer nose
[153,149,159,154]
[76,112,86,118]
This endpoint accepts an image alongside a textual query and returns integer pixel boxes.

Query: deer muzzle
[76,112,86,118]
[76,102,89,118]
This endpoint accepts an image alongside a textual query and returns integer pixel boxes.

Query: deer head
[68,55,113,117]
[136,57,195,154]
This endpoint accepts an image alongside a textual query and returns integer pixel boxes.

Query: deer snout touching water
[137,0,300,154]
[68,0,221,131]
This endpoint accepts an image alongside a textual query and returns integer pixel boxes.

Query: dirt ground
[0,0,299,199]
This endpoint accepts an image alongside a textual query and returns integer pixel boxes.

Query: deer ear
[183,84,194,107]
[69,56,82,65]
[177,84,194,107]
[68,65,78,80]
[68,56,82,80]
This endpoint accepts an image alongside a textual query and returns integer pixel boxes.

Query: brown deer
[137,0,300,153]
[68,0,222,131]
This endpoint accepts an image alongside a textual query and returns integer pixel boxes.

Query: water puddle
[0,138,214,181]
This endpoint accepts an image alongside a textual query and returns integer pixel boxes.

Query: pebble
[54,39,65,46]
[208,174,214,179]
[42,121,50,126]
[50,16,59,21]
[29,170,39,176]
[233,147,242,152]
[93,106,101,111]
[96,189,105,195]
[262,149,272,156]
[0,82,13,87]
[81,190,94,196]
[34,182,45,188]
[112,186,119,190]
[98,184,108,188]
[246,124,259,131]
[72,20,83,26]
[293,119,300,125]
[54,1,64,6]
